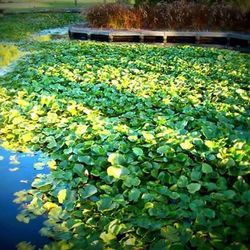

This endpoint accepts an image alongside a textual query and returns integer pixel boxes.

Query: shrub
[85,1,250,31]
[85,3,143,29]
[147,0,247,31]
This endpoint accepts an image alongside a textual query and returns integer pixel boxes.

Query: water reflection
[0,147,50,250]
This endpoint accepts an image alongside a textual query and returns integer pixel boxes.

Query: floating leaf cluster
[0,43,20,67]
[0,41,250,249]
[0,13,82,41]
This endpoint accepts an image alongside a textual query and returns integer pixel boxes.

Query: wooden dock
[69,25,250,49]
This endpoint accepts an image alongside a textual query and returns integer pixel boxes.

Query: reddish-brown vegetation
[85,1,249,32]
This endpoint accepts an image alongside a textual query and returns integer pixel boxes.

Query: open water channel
[0,147,50,249]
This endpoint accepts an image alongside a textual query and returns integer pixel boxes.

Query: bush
[85,1,250,31]
[86,3,143,29]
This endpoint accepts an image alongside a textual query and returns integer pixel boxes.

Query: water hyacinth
[0,41,249,249]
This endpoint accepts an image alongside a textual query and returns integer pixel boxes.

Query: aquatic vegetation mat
[0,41,249,249]
[0,44,20,67]
[0,13,82,41]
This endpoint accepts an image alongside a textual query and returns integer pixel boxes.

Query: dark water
[0,147,50,250]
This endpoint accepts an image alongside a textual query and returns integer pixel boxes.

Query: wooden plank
[140,30,165,36]
[68,25,250,48]
[110,31,142,36]
[165,31,197,36]
[229,32,250,41]
[197,32,230,38]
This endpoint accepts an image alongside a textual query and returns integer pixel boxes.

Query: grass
[0,0,115,11]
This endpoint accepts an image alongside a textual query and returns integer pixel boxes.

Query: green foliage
[0,43,19,67]
[0,13,82,41]
[0,41,249,249]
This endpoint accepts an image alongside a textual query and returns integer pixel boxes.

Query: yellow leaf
[49,206,62,219]
[47,112,58,123]
[67,105,77,115]
[21,132,33,143]
[16,241,35,250]
[180,141,194,150]
[48,160,57,170]
[100,232,116,243]
[75,124,88,136]
[107,166,122,179]
[58,189,67,204]
[43,202,58,211]
[16,214,30,224]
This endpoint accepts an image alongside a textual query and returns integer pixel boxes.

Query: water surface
[0,147,50,250]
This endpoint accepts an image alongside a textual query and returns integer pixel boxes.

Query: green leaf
[242,190,250,202]
[168,192,180,200]
[32,177,52,191]
[191,169,202,181]
[177,175,188,188]
[167,163,182,173]
[78,156,93,165]
[73,164,85,177]
[124,175,141,187]
[97,197,117,212]
[160,225,179,242]
[79,184,97,199]
[157,145,169,155]
[46,136,57,149]
[150,239,167,250]
[128,188,141,202]
[108,153,126,165]
[187,183,201,194]
[132,147,144,156]
[203,208,215,218]
[202,163,213,174]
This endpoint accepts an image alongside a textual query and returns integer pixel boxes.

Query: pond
[0,147,50,250]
